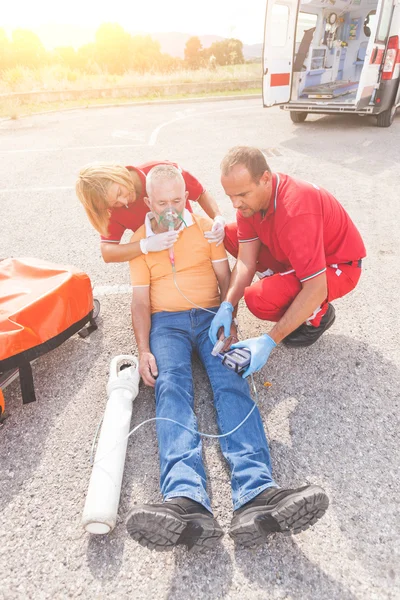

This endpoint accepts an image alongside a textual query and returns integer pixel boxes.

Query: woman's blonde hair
[75,163,136,237]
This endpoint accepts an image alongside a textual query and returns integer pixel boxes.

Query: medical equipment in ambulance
[262,0,400,127]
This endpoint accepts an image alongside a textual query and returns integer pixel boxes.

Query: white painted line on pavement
[0,185,73,193]
[148,104,252,146]
[0,102,254,155]
[0,143,145,154]
[0,148,58,154]
[93,284,132,296]
[148,115,191,146]
[343,156,361,165]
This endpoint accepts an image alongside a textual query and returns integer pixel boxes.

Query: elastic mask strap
[177,212,187,228]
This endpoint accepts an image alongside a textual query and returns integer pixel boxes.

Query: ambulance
[263,0,400,126]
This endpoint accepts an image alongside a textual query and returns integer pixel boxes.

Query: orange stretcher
[0,257,100,415]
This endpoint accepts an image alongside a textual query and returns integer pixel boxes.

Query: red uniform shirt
[101,161,204,243]
[237,173,366,282]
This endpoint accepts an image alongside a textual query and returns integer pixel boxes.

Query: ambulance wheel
[376,105,396,128]
[92,298,101,320]
[290,111,308,123]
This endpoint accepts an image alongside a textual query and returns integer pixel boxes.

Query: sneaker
[230,485,329,547]
[283,304,336,348]
[126,496,223,551]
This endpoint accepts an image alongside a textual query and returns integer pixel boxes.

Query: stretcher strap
[0,310,96,405]
[19,357,36,404]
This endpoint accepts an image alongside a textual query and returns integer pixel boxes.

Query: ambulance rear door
[263,0,299,106]
[355,0,395,109]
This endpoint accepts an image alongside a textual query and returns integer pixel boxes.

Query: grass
[0,63,261,93]
[0,88,262,119]
[0,63,262,118]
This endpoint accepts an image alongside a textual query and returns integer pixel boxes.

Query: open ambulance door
[355,0,394,109]
[263,0,299,107]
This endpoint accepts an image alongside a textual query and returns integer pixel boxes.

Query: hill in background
[150,32,263,60]
[22,24,263,61]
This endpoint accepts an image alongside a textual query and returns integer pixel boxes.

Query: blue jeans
[150,308,277,513]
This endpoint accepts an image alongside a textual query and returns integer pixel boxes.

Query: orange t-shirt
[129,213,228,314]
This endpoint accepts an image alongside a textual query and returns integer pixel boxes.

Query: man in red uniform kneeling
[210,146,366,378]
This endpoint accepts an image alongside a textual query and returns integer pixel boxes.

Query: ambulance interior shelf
[293,0,379,102]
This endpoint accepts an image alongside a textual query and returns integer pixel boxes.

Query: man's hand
[142,230,179,253]
[231,334,276,378]
[209,301,234,344]
[204,216,226,246]
[139,351,159,387]
[218,321,238,352]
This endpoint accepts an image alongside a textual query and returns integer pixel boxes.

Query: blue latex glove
[231,334,276,378]
[209,301,234,344]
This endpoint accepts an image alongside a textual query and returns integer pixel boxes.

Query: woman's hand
[141,230,179,253]
[204,216,226,246]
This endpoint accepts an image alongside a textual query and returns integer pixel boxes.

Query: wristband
[139,238,148,255]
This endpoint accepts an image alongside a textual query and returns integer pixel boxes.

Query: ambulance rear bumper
[281,103,376,115]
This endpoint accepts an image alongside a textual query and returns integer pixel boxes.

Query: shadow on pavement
[166,544,233,599]
[244,333,398,595]
[280,112,400,177]
[0,325,104,514]
[86,524,125,581]
[234,535,357,600]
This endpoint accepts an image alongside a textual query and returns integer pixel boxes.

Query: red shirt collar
[262,173,279,219]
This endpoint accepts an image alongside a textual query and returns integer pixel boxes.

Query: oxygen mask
[156,207,183,231]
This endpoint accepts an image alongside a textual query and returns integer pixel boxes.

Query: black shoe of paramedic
[283,303,336,348]
[230,485,329,547]
[126,497,223,550]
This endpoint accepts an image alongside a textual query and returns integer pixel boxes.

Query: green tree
[184,36,203,69]
[76,43,97,72]
[54,46,80,70]
[95,23,131,74]
[157,53,183,73]
[208,38,244,66]
[11,29,47,68]
[128,35,164,73]
[0,28,11,69]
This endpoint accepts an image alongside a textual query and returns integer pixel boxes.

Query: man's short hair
[221,146,271,183]
[146,164,185,197]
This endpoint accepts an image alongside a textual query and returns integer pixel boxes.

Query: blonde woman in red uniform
[76,160,226,263]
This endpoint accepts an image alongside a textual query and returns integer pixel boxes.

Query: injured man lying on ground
[125,163,329,550]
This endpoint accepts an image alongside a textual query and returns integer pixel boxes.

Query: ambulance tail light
[382,36,399,80]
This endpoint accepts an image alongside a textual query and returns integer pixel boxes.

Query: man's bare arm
[131,286,158,387]
[225,239,261,307]
[269,273,328,344]
[212,259,231,302]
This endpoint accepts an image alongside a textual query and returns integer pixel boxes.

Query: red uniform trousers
[224,222,362,327]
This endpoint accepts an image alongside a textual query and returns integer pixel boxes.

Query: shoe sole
[283,311,336,348]
[126,507,223,551]
[230,485,329,547]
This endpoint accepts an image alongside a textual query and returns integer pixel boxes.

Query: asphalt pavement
[0,99,399,599]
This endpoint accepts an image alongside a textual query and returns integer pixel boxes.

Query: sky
[2,0,267,48]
